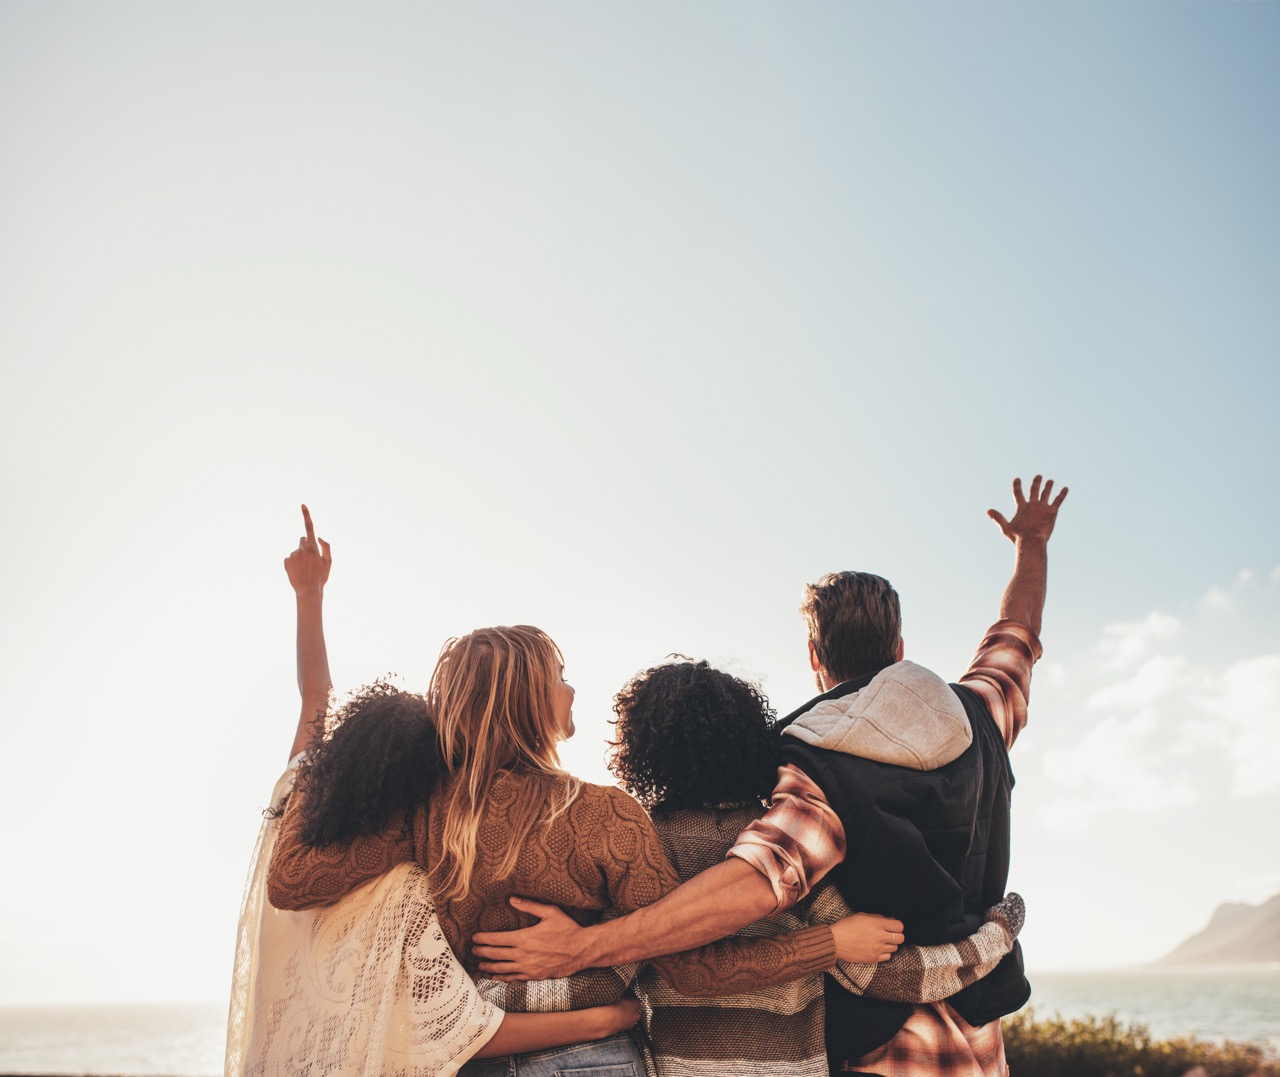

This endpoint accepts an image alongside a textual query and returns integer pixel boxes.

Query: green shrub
[1003,1008,1280,1077]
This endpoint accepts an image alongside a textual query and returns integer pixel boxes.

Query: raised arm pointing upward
[283,504,333,761]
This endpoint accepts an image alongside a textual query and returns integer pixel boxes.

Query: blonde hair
[429,625,580,904]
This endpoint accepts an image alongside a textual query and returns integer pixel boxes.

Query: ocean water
[0,1003,225,1076]
[1027,966,1280,1048]
[1,971,1276,1075]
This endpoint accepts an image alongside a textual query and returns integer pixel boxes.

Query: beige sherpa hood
[782,660,972,770]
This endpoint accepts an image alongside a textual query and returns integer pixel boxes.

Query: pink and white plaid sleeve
[957,619,1042,749]
[728,763,847,912]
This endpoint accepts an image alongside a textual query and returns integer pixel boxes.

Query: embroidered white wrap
[225,766,503,1077]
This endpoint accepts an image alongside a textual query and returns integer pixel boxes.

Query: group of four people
[226,476,1066,1077]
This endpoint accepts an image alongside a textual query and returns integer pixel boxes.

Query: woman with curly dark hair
[610,658,1026,1077]
[264,509,906,1077]
[609,657,780,816]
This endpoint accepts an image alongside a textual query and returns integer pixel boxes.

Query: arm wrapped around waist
[806,886,1026,1003]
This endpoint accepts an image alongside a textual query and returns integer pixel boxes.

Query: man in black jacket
[474,476,1068,1076]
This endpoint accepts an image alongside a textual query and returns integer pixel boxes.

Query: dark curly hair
[609,658,779,815]
[294,680,443,847]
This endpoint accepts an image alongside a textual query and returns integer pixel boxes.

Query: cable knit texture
[268,769,836,1010]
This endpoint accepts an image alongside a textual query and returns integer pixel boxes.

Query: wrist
[575,922,610,972]
[1012,535,1048,552]
[294,590,325,604]
[594,1006,623,1039]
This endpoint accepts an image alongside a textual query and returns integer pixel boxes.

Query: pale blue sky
[1,2,1277,1004]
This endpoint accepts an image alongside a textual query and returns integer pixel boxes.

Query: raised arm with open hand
[987,475,1067,549]
[987,475,1067,638]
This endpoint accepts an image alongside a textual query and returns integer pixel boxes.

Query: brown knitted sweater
[267,769,836,1008]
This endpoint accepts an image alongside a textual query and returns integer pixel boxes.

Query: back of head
[800,571,902,685]
[610,658,778,814]
[429,625,578,903]
[296,681,441,847]
[430,624,567,776]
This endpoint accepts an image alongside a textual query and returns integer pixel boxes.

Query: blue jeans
[459,1032,645,1077]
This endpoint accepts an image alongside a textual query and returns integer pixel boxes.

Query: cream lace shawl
[225,765,504,1077]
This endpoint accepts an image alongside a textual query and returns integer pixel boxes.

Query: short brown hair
[800,572,901,684]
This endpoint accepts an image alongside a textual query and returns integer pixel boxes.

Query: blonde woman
[267,511,904,1077]
[227,508,641,1077]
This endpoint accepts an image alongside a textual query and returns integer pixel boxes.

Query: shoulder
[497,771,654,827]
[567,782,663,844]
[574,780,649,817]
[785,661,972,770]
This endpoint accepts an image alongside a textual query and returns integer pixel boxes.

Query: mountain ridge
[1155,891,1280,965]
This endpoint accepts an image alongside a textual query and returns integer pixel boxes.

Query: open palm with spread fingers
[987,475,1067,546]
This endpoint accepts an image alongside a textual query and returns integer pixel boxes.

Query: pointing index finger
[302,504,316,546]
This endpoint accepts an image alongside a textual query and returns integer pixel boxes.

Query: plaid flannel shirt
[729,619,1040,1077]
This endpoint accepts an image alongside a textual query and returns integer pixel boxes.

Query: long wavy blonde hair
[428,624,580,904]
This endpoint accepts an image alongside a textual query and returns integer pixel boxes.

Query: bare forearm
[477,1002,638,1057]
[290,591,332,760]
[573,858,777,969]
[998,538,1048,636]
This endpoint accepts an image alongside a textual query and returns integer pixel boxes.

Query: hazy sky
[1,2,1277,1005]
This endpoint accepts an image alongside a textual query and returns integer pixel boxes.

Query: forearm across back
[478,1007,618,1058]
[478,966,634,1012]
[266,791,416,910]
[583,794,784,964]
[649,922,835,996]
[817,890,1025,1004]
[588,792,833,986]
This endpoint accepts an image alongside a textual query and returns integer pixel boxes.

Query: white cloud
[1037,593,1280,833]
[1097,612,1181,671]
[1038,796,1101,834]
[1041,662,1067,689]
[1197,654,1280,796]
[1086,654,1201,711]
[1271,566,1280,585]
[1201,586,1234,611]
[1040,708,1200,831]
[1041,651,1280,828]
[1200,568,1261,611]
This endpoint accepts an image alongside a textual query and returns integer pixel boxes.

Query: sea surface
[1028,966,1280,1049]
[0,1003,225,1076]
[1,969,1277,1075]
